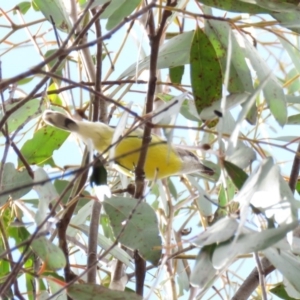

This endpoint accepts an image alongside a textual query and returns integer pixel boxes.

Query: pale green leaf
[0,163,33,206]
[31,237,66,270]
[103,196,162,265]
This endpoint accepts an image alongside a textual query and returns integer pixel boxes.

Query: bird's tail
[200,164,214,176]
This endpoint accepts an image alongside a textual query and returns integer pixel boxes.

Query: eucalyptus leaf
[79,224,133,269]
[67,283,143,300]
[119,31,194,78]
[105,0,141,30]
[190,217,238,247]
[0,99,44,135]
[33,168,58,226]
[190,27,222,114]
[199,93,249,121]
[212,222,297,269]
[0,163,33,206]
[33,0,72,32]
[264,248,300,294]
[103,197,162,265]
[31,236,66,270]
[198,0,270,13]
[190,245,217,289]
[19,125,69,168]
[242,37,287,126]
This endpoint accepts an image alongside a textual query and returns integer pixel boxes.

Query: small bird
[42,110,214,180]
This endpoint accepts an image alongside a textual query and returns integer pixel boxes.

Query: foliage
[0,0,300,299]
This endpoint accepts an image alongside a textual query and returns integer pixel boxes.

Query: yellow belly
[114,135,182,180]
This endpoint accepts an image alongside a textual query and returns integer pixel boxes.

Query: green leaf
[44,49,66,72]
[67,283,143,300]
[179,100,201,121]
[272,11,300,34]
[279,37,300,75]
[19,125,69,168]
[213,222,297,269]
[31,237,66,270]
[33,0,72,32]
[204,18,254,94]
[198,0,270,14]
[270,283,299,300]
[254,0,299,12]
[190,27,222,114]
[169,65,184,84]
[287,114,300,125]
[105,0,141,30]
[17,76,34,85]
[215,180,236,220]
[264,248,300,295]
[14,2,31,15]
[285,68,300,95]
[0,163,33,206]
[0,99,44,135]
[242,37,287,126]
[224,160,248,190]
[103,197,162,265]
[8,225,31,246]
[190,217,239,247]
[54,180,90,211]
[47,83,63,105]
[120,31,194,78]
[296,181,300,195]
[79,0,110,10]
[79,224,133,269]
[190,245,217,289]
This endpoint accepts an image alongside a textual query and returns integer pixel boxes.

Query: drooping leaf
[242,37,287,126]
[190,245,217,289]
[14,2,31,14]
[279,37,300,75]
[190,27,222,114]
[169,65,184,84]
[119,31,194,78]
[270,283,300,300]
[199,93,249,121]
[264,248,300,295]
[54,180,90,211]
[67,283,143,300]
[79,0,110,10]
[33,0,72,32]
[31,237,66,270]
[285,68,300,95]
[103,196,162,265]
[0,99,44,135]
[212,221,297,269]
[190,217,239,247]
[33,168,58,226]
[79,224,133,269]
[187,175,213,217]
[0,163,33,206]
[105,0,141,30]
[254,0,299,12]
[226,141,256,169]
[204,18,254,94]
[198,0,270,14]
[287,114,300,125]
[224,160,248,190]
[272,11,300,34]
[19,125,69,168]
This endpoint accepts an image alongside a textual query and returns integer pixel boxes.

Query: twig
[253,252,267,300]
